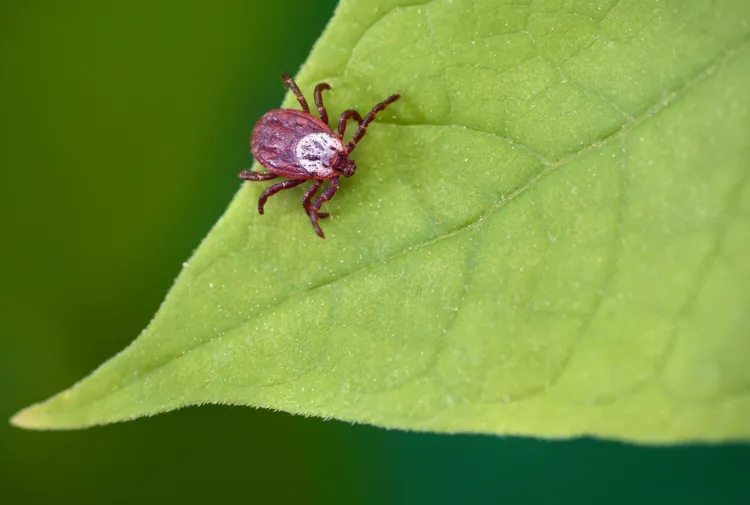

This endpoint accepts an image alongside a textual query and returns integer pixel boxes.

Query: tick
[239,73,400,238]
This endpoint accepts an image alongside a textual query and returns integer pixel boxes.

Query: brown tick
[239,74,400,238]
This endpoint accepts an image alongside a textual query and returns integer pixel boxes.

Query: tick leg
[346,94,401,153]
[337,109,363,139]
[309,176,340,239]
[314,83,331,126]
[281,74,310,113]
[302,180,329,219]
[258,179,305,215]
[238,170,278,181]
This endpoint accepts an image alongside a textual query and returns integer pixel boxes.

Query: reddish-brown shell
[251,109,344,180]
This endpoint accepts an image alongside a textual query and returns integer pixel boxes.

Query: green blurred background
[1,1,748,503]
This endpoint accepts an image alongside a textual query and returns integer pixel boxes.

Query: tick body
[251,110,344,180]
[239,73,400,238]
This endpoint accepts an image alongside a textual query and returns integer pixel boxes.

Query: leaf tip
[10,404,52,430]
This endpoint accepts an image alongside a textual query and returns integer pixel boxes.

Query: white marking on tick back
[295,133,342,177]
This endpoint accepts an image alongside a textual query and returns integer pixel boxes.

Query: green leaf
[12,0,750,443]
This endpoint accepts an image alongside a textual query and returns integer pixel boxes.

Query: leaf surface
[13,0,750,443]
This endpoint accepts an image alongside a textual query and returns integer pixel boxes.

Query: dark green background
[1,1,748,503]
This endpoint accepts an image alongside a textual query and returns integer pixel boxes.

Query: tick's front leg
[309,176,340,238]
[302,180,329,219]
[346,94,400,153]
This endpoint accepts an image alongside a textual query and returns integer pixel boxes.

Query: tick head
[335,157,356,177]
